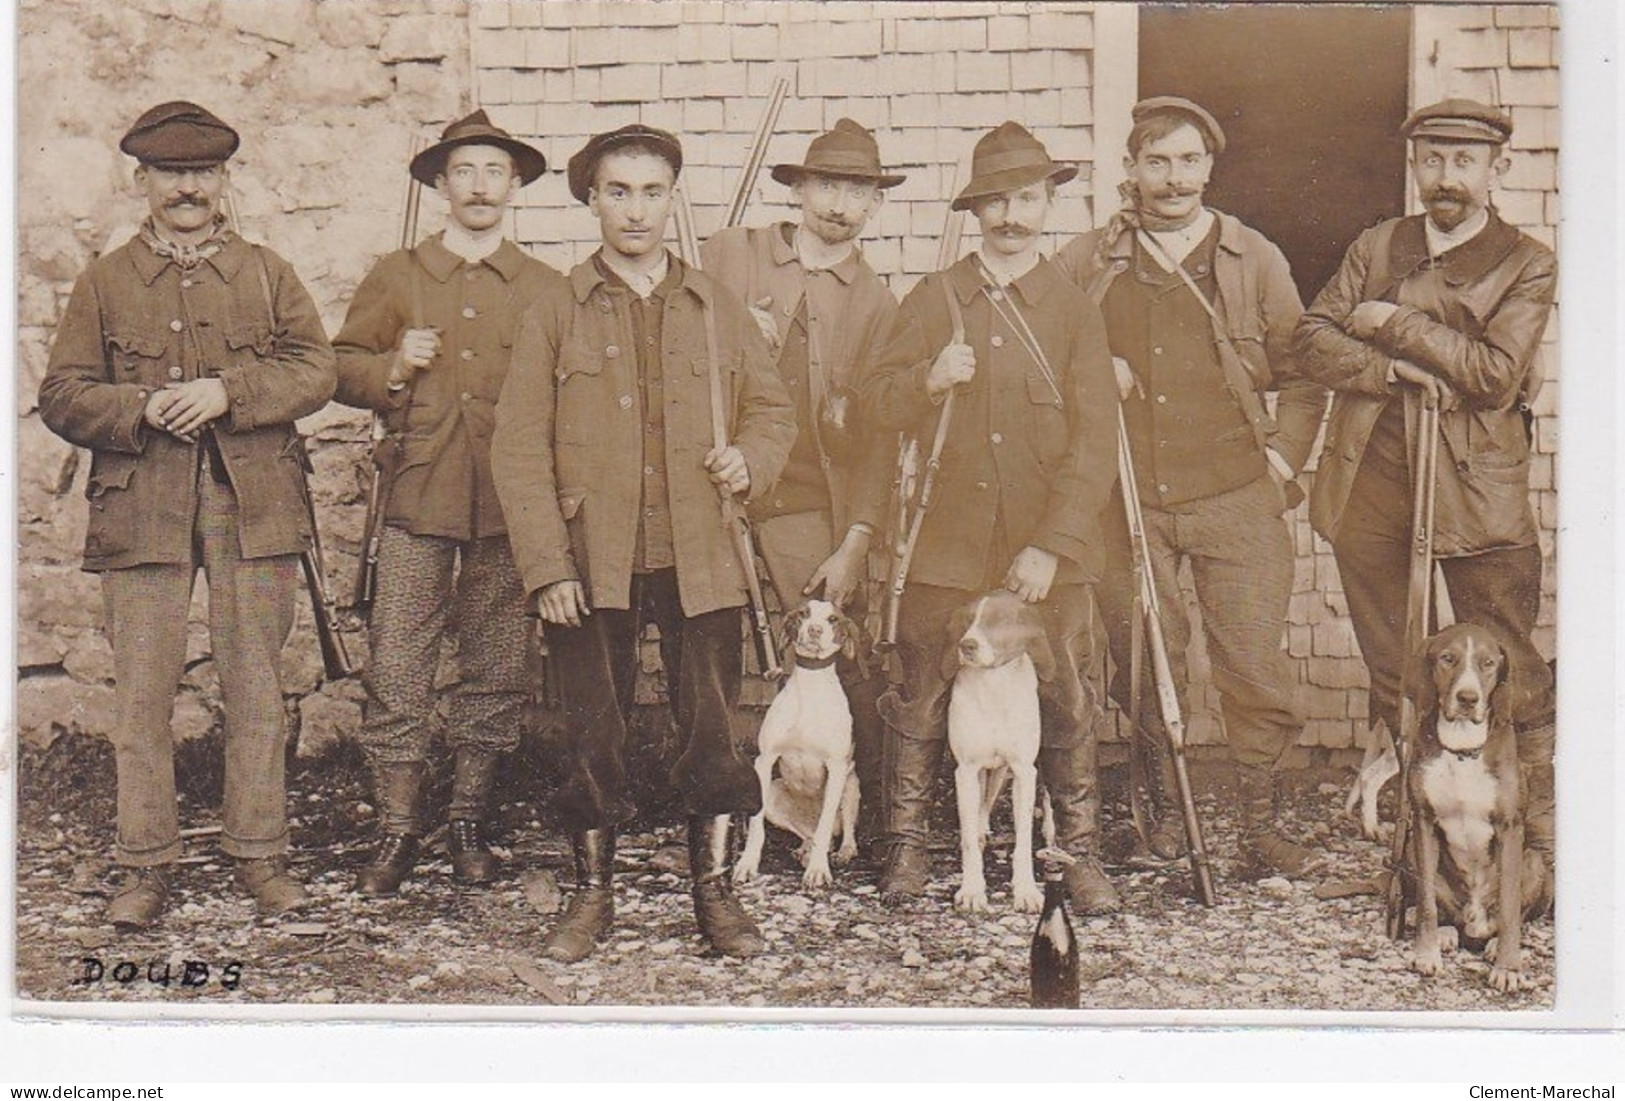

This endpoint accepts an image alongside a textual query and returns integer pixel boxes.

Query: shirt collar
[415,233,528,283]
[441,221,506,264]
[947,251,1058,306]
[1424,207,1490,258]
[597,246,670,299]
[1388,211,1522,288]
[573,248,712,307]
[769,220,861,285]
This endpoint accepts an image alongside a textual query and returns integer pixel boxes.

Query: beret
[566,124,683,204]
[1131,96,1226,155]
[120,101,239,168]
[1401,98,1513,145]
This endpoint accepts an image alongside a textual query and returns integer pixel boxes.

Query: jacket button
[168,366,183,380]
[169,319,183,332]
[462,306,477,319]
[1458,460,1470,474]
[181,278,193,289]
[461,392,472,402]
[1113,260,1128,271]
[991,334,1004,348]
[460,349,474,361]
[991,432,1003,444]
[1158,483,1170,493]
[989,289,1004,301]
[976,481,988,490]
[619,395,633,409]
[606,345,620,358]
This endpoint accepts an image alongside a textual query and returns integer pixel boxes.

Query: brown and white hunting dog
[736,600,861,888]
[943,590,1056,914]
[1409,623,1551,992]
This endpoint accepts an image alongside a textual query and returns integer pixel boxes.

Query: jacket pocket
[225,322,276,359]
[84,453,140,559]
[106,331,169,380]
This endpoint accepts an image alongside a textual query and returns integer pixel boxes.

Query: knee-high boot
[688,814,764,957]
[356,760,425,897]
[447,747,501,884]
[1236,763,1326,878]
[877,731,945,898]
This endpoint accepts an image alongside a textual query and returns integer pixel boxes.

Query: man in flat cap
[332,110,563,897]
[1293,99,1557,904]
[700,119,904,863]
[1055,96,1329,878]
[38,102,336,928]
[861,122,1123,914]
[492,125,794,960]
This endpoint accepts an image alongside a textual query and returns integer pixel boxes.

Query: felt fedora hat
[770,118,906,189]
[951,122,1076,211]
[120,101,240,168]
[409,109,548,186]
[566,123,684,204]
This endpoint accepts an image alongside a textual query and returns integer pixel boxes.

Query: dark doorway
[1139,4,1411,303]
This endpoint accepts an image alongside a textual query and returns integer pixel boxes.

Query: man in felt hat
[700,119,905,861]
[38,102,336,928]
[1054,96,1329,877]
[331,110,562,896]
[860,122,1123,914]
[492,124,794,960]
[1293,99,1557,902]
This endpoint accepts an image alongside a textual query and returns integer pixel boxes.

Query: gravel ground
[12,732,1554,1013]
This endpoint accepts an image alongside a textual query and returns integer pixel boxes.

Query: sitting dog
[1409,623,1551,992]
[736,600,860,889]
[944,590,1056,914]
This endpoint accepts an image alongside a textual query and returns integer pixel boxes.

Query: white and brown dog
[943,590,1057,914]
[735,600,861,889]
[1409,623,1551,992]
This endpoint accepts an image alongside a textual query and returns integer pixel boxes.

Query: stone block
[316,3,387,47]
[275,46,395,109]
[297,688,364,759]
[731,23,780,62]
[987,14,1028,52]
[1439,68,1498,104]
[1012,52,1058,94]
[222,0,315,46]
[1058,86,1092,126]
[1443,27,1507,69]
[1030,9,1092,49]
[599,63,663,103]
[574,24,619,66]
[956,50,1008,93]
[677,20,732,61]
[475,25,527,67]
[1495,5,1556,28]
[1500,66,1560,106]
[473,0,509,29]
[18,564,103,630]
[1507,26,1554,67]
[525,26,571,67]
[379,13,461,62]
[18,624,69,671]
[16,675,117,748]
[684,98,726,133]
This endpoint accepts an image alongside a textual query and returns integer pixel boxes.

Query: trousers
[545,568,762,830]
[100,467,298,866]
[1097,473,1304,770]
[359,526,531,764]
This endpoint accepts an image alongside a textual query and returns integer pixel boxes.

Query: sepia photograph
[5,0,1614,1051]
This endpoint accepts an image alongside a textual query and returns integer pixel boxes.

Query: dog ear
[1487,635,1515,731]
[780,605,808,661]
[939,602,975,681]
[836,610,860,662]
[1411,634,1442,720]
[1026,625,1058,682]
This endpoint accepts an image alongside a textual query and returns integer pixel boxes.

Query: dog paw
[1011,881,1044,913]
[1412,948,1443,977]
[732,863,761,885]
[1488,965,1532,994]
[954,885,990,913]
[801,859,834,890]
[832,843,857,867]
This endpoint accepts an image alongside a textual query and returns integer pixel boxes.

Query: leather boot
[877,732,945,899]
[688,814,765,957]
[235,855,310,917]
[356,760,425,897]
[542,829,615,963]
[1041,743,1121,915]
[1237,763,1326,878]
[108,865,171,930]
[447,747,502,885]
[1518,723,1556,912]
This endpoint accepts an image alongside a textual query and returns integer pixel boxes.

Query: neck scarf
[139,215,231,271]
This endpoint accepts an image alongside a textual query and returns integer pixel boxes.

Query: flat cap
[1401,98,1513,145]
[1131,96,1226,155]
[409,109,547,186]
[120,101,240,168]
[567,124,683,204]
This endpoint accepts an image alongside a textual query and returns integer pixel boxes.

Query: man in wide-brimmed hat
[701,119,905,865]
[492,124,794,962]
[1055,96,1329,879]
[39,102,336,928]
[332,109,563,897]
[861,122,1124,915]
[1294,98,1557,907]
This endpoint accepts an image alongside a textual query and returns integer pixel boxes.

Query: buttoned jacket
[38,233,336,570]
[1055,210,1327,475]
[701,222,898,533]
[333,235,563,540]
[492,252,796,617]
[860,255,1119,589]
[1292,212,1554,555]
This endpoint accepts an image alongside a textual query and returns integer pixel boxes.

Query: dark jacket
[1054,210,1327,477]
[38,232,336,569]
[491,252,796,617]
[701,222,898,534]
[860,255,1119,588]
[332,235,563,540]
[1292,213,1554,555]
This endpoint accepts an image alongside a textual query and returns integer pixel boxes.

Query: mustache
[1148,186,1202,200]
[1423,186,1471,204]
[988,223,1037,237]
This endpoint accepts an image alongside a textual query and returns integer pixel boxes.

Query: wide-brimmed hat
[120,101,240,168]
[1131,96,1227,155]
[1401,98,1513,145]
[566,124,684,204]
[770,118,906,189]
[409,109,548,186]
[951,122,1076,211]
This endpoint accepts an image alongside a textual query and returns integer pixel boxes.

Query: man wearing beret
[492,125,794,960]
[861,122,1123,914]
[1293,99,1557,902]
[38,102,336,928]
[1055,96,1329,877]
[700,119,904,861]
[332,111,563,897]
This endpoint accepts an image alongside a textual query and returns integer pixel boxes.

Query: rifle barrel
[725,75,790,228]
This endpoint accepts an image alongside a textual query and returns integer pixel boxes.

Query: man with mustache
[1054,97,1329,877]
[1293,99,1557,903]
[38,102,336,928]
[861,122,1123,913]
[700,120,905,861]
[492,125,794,961]
[331,111,561,896]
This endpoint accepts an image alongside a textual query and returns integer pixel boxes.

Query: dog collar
[794,651,841,671]
[1446,746,1484,761]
